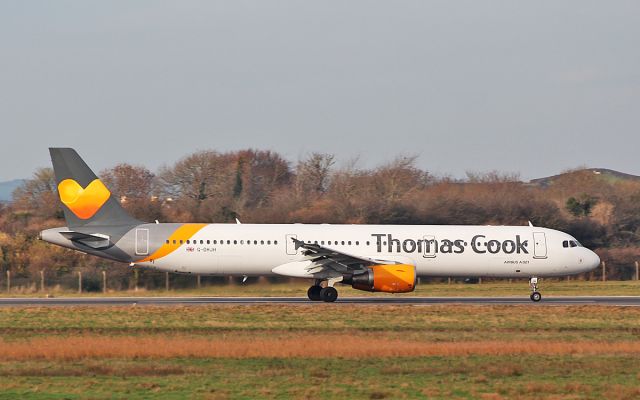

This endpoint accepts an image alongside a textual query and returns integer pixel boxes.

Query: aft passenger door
[135,228,149,256]
[532,232,548,259]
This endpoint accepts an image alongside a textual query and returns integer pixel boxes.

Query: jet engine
[345,264,416,293]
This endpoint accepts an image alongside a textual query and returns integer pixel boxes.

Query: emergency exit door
[285,234,298,255]
[423,235,436,258]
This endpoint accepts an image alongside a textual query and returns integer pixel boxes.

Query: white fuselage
[137,224,600,278]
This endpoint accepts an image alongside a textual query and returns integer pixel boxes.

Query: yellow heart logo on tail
[58,179,111,219]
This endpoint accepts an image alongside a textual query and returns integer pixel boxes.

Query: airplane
[40,148,601,302]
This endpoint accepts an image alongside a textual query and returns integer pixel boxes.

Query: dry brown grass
[1,334,640,360]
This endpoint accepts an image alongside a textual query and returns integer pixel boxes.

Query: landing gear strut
[529,277,542,302]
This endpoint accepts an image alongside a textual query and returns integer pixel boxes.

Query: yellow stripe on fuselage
[137,223,207,263]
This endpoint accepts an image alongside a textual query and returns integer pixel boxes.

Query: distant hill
[530,168,640,188]
[0,179,25,203]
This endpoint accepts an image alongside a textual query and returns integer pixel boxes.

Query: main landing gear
[307,280,339,302]
[529,277,542,302]
[307,285,322,301]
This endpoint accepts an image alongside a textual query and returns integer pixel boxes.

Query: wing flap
[270,238,406,279]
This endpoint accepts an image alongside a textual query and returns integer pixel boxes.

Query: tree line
[1,149,639,291]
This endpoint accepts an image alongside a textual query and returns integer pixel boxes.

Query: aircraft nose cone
[587,250,601,271]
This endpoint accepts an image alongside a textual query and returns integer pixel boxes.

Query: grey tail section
[49,148,142,228]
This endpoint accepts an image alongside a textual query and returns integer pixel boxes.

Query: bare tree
[12,167,60,219]
[101,164,159,221]
[100,164,155,201]
[158,151,235,202]
[295,153,335,198]
[234,150,292,209]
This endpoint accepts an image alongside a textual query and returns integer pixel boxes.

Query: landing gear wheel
[528,277,541,302]
[307,285,322,301]
[319,287,338,303]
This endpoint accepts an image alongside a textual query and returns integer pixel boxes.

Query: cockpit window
[564,239,584,248]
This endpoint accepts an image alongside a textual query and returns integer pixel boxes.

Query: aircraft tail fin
[49,148,141,228]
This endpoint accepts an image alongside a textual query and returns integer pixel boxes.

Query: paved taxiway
[1,296,639,306]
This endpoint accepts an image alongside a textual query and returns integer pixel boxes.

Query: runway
[1,296,639,306]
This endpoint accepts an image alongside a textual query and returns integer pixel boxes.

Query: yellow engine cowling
[350,264,416,293]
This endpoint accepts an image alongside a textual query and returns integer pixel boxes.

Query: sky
[1,1,639,182]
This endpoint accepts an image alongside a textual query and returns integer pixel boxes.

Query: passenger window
[200,240,204,244]
[180,240,183,244]
[341,241,345,245]
[213,240,217,244]
[186,240,190,244]
[274,240,278,245]
[261,240,264,245]
[563,241,568,248]
[254,240,257,245]
[356,241,359,245]
[165,240,169,244]
[173,240,176,244]
[366,241,370,246]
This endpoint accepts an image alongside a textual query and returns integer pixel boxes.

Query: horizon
[2,150,638,183]
[2,154,638,187]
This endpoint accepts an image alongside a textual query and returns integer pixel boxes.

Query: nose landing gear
[529,277,542,302]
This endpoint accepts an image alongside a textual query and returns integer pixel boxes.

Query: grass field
[0,304,639,399]
[3,279,640,298]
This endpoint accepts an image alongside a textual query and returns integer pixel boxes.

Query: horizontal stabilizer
[60,231,111,249]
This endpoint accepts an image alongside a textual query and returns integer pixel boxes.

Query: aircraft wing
[293,238,398,268]
[272,238,402,279]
